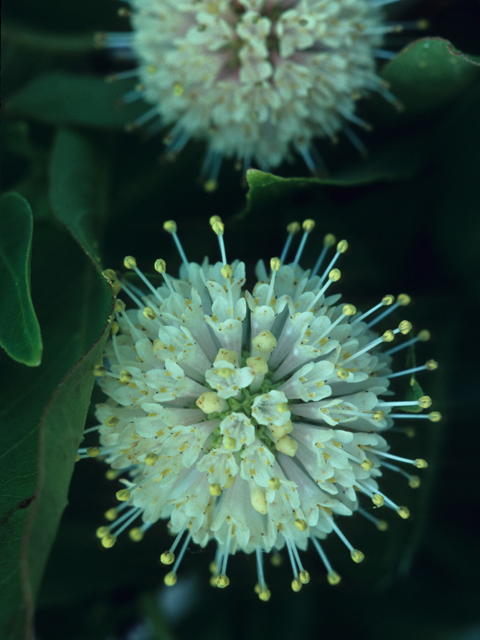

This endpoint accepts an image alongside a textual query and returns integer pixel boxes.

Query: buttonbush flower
[103,0,423,187]
[80,218,439,598]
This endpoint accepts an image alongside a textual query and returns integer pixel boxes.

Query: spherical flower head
[83,219,438,596]
[123,0,394,179]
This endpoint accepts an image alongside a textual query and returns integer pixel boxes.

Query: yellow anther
[382,330,395,342]
[163,220,177,234]
[215,574,230,588]
[143,307,156,320]
[164,571,177,586]
[414,458,428,469]
[161,551,175,565]
[405,427,416,438]
[277,402,289,414]
[329,268,341,282]
[216,367,232,378]
[361,459,374,471]
[119,370,132,384]
[145,453,159,466]
[373,410,386,421]
[336,368,349,380]
[204,180,218,193]
[286,221,301,234]
[302,219,315,232]
[428,411,442,422]
[269,477,281,491]
[399,320,412,335]
[93,364,106,377]
[294,518,308,532]
[116,489,131,502]
[103,268,117,282]
[376,520,388,531]
[221,264,233,279]
[323,233,336,247]
[270,552,282,567]
[211,221,224,236]
[343,304,356,316]
[418,329,431,341]
[327,571,341,585]
[300,570,310,584]
[252,330,277,354]
[291,578,302,592]
[101,534,117,548]
[351,549,364,563]
[209,483,222,496]
[129,528,144,542]
[224,475,236,488]
[337,239,348,253]
[425,359,438,371]
[275,435,298,457]
[382,294,395,305]
[215,348,238,366]
[105,469,120,480]
[397,294,411,306]
[246,356,268,375]
[87,447,100,458]
[96,526,110,538]
[418,395,432,409]
[111,321,120,335]
[258,587,271,601]
[196,391,224,414]
[224,436,237,450]
[209,561,217,574]
[173,83,184,96]
[104,415,119,427]
[270,257,281,271]
[372,494,384,507]
[210,216,222,226]
[104,508,118,522]
[154,259,166,273]
[268,421,293,438]
[250,486,268,515]
[409,475,421,489]
[397,506,410,519]
[115,299,126,313]
[123,256,137,270]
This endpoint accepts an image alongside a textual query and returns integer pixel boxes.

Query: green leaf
[0,192,42,366]
[381,38,480,121]
[6,72,146,129]
[49,129,108,266]
[0,227,114,640]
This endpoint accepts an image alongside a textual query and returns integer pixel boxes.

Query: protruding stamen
[386,359,438,379]
[210,217,227,265]
[266,257,281,304]
[154,259,175,295]
[311,234,336,277]
[385,329,430,356]
[292,219,315,267]
[318,239,348,286]
[388,411,441,422]
[352,294,395,326]
[280,222,301,264]
[163,220,189,268]
[309,268,341,310]
[311,537,341,585]
[367,293,411,329]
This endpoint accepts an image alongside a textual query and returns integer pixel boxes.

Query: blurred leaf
[7,72,146,129]
[50,128,110,266]
[381,38,480,121]
[0,227,114,640]
[0,192,42,366]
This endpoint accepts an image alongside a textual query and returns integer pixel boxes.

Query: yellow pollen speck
[119,370,132,384]
[336,368,349,380]
[145,453,159,466]
[294,518,308,532]
[269,477,281,490]
[209,483,222,496]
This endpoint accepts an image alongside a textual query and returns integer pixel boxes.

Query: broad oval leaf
[0,192,42,366]
[0,228,114,639]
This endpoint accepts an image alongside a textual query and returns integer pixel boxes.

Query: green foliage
[0,192,42,366]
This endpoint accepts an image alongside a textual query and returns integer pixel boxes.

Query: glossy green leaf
[49,129,108,266]
[381,38,480,120]
[0,228,114,639]
[6,72,146,129]
[0,192,42,366]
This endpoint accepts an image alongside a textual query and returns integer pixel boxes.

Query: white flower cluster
[105,0,403,184]
[81,218,439,598]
